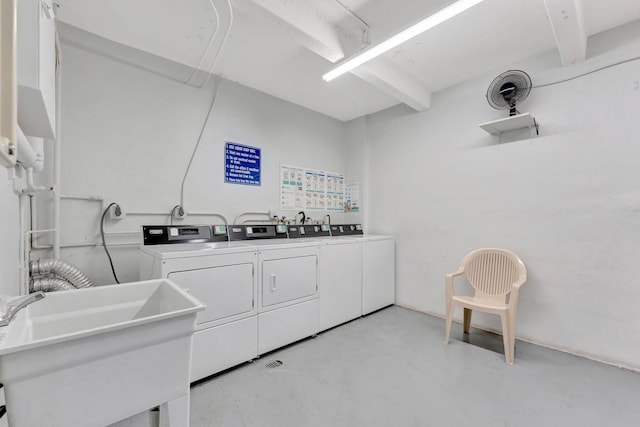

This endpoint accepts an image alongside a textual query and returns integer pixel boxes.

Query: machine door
[261,255,317,309]
[169,263,255,327]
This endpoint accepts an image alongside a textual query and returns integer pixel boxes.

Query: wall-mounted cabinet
[18,0,56,139]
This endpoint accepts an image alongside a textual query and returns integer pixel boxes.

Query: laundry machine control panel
[288,224,331,238]
[142,224,228,245]
[228,224,288,240]
[330,224,363,236]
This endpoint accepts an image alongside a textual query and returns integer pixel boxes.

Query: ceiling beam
[543,0,587,66]
[237,0,346,63]
[351,61,431,112]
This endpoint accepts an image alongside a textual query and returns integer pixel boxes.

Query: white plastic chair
[444,248,527,364]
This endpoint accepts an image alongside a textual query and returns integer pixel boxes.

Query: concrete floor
[190,306,640,427]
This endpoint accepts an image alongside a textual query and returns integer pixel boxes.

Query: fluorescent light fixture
[322,0,485,82]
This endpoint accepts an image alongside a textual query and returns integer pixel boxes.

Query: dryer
[139,225,258,382]
[229,225,320,353]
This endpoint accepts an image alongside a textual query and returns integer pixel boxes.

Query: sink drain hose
[30,277,76,292]
[29,259,94,289]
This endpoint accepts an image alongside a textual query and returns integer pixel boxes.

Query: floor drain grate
[265,360,283,368]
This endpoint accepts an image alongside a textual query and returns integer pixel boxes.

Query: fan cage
[486,70,532,111]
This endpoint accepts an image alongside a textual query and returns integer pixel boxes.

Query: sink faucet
[298,211,306,224]
[0,291,45,327]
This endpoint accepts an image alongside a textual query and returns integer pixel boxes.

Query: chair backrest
[461,248,526,302]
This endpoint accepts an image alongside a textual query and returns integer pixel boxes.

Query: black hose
[101,203,120,284]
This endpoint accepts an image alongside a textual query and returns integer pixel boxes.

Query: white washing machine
[361,234,395,314]
[139,225,259,382]
[330,225,396,315]
[229,225,320,354]
[288,223,365,331]
[318,237,363,330]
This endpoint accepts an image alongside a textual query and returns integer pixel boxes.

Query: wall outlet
[109,204,125,220]
[172,205,187,220]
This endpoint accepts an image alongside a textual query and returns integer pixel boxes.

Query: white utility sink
[0,279,205,427]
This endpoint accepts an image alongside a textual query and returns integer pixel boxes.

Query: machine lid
[139,240,258,259]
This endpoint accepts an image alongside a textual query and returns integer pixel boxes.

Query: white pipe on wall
[60,194,103,201]
[27,136,44,172]
[16,127,44,173]
[233,211,274,225]
[184,212,229,224]
[26,168,50,192]
[29,195,50,250]
[16,126,36,167]
[53,34,61,259]
[23,228,55,294]
[18,193,27,295]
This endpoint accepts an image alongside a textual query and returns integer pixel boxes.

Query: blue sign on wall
[225,142,261,186]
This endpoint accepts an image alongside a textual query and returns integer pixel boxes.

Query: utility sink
[0,279,205,427]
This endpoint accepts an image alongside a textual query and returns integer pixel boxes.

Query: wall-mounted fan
[486,70,532,116]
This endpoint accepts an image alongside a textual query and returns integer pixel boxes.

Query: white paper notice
[280,165,305,210]
[345,182,360,212]
[280,164,345,212]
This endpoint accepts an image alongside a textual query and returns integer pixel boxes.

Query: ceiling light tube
[322,0,485,81]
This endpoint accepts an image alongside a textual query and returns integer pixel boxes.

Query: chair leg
[500,313,513,364]
[463,308,472,334]
[510,311,517,361]
[445,299,453,344]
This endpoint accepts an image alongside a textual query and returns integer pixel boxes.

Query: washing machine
[139,225,258,382]
[229,225,320,354]
[287,224,364,331]
[318,237,362,330]
[330,224,396,315]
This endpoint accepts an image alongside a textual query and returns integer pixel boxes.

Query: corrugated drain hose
[29,259,94,288]
[31,277,76,292]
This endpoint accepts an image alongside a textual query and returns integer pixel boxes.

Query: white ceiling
[55,0,640,121]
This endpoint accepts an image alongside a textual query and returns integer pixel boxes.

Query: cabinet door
[169,263,255,326]
[261,255,317,308]
[362,239,395,314]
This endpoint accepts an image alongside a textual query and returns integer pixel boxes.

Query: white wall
[33,38,350,285]
[344,117,367,225]
[361,22,640,369]
[0,170,20,296]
